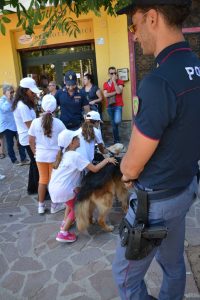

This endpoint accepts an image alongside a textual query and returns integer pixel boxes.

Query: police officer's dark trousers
[112,177,197,300]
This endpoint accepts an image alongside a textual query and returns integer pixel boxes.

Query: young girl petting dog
[77,111,108,163]
[48,128,116,243]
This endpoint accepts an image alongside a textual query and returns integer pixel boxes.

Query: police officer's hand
[121,175,134,189]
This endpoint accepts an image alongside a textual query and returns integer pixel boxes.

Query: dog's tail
[75,199,90,232]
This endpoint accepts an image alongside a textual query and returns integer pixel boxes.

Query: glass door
[61,58,95,87]
[20,43,98,88]
[25,64,57,88]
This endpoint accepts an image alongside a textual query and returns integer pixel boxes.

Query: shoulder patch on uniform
[133,96,139,116]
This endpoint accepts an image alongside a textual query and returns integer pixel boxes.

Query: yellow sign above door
[14,19,94,50]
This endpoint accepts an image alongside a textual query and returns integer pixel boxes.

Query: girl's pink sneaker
[56,232,76,243]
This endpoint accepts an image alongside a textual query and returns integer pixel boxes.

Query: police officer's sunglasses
[128,11,149,33]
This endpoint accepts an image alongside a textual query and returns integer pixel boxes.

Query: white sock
[39,203,44,207]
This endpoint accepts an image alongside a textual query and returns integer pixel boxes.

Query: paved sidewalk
[0,153,200,300]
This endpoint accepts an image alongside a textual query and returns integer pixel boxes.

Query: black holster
[119,189,168,260]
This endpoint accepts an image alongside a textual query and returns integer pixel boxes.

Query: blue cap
[116,0,192,15]
[65,70,77,86]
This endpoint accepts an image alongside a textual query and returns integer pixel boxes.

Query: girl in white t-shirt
[13,77,40,195]
[28,94,65,214]
[76,111,108,163]
[49,129,116,243]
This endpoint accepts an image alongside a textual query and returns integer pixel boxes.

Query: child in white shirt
[49,128,116,243]
[77,110,108,163]
[28,94,65,214]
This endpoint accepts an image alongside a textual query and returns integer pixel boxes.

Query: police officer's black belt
[134,185,186,201]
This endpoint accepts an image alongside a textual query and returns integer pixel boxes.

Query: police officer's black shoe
[149,296,158,300]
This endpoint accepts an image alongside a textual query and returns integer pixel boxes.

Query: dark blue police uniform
[55,88,89,130]
[135,41,200,190]
[113,42,200,300]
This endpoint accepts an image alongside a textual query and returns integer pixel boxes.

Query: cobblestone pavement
[0,126,200,299]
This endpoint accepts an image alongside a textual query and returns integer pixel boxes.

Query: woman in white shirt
[29,94,65,214]
[13,77,40,195]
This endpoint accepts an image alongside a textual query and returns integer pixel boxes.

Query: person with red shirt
[103,67,124,143]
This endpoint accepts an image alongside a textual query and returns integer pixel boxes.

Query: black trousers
[25,145,39,194]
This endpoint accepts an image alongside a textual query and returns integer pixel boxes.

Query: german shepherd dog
[75,153,129,232]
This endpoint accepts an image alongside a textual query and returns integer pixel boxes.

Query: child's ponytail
[41,112,53,138]
[82,121,95,142]
[53,148,64,169]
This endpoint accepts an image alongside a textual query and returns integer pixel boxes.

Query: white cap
[58,129,80,150]
[20,77,40,94]
[42,94,57,113]
[85,111,102,122]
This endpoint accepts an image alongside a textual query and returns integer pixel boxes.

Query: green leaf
[16,4,22,22]
[2,10,14,15]
[45,7,52,18]
[16,18,24,27]
[0,0,5,10]
[2,16,11,23]
[6,0,18,8]
[0,0,117,37]
[19,3,28,16]
[37,10,44,22]
[69,28,73,36]
[25,26,34,35]
[53,0,59,7]
[33,12,40,25]
[35,1,40,10]
[0,22,6,35]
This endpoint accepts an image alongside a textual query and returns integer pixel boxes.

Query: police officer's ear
[147,9,159,30]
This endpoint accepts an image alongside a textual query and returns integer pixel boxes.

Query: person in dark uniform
[55,70,90,130]
[112,1,200,299]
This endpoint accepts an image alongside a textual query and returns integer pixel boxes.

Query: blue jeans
[107,106,122,143]
[112,177,198,300]
[4,129,26,163]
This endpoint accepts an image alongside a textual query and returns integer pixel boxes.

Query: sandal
[0,153,5,159]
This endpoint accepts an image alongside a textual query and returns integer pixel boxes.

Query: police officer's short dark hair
[133,5,191,28]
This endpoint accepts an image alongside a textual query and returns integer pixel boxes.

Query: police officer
[112,1,200,299]
[55,70,90,130]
